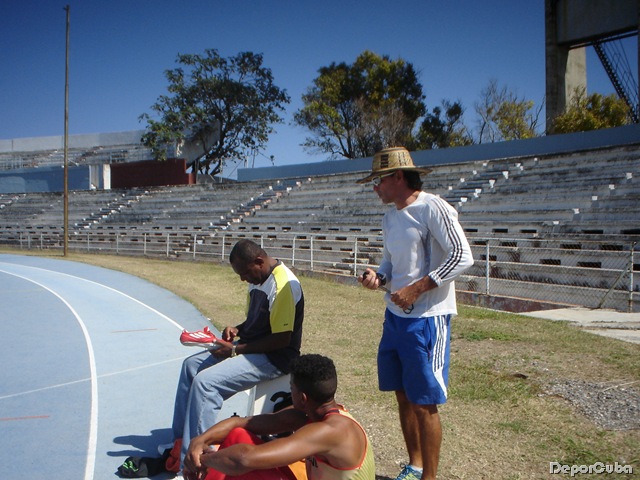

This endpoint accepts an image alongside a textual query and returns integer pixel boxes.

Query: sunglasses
[372,171,396,186]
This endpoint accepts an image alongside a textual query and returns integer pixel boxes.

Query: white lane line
[0,261,195,480]
[0,378,89,401]
[0,262,187,331]
[0,355,188,401]
[1,270,98,480]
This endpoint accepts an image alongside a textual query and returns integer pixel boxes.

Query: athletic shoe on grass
[396,464,422,480]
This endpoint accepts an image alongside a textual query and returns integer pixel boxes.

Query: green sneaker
[396,464,422,480]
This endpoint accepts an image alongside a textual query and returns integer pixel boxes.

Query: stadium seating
[1,145,637,242]
[0,143,155,171]
[1,142,638,312]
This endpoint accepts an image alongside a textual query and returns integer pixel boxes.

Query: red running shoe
[180,326,220,349]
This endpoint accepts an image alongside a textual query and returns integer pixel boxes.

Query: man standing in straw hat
[357,147,473,480]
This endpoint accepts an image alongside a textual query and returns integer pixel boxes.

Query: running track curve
[0,254,237,480]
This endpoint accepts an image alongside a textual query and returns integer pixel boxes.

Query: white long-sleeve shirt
[377,191,474,317]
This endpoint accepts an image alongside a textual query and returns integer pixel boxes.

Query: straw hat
[356,146,431,184]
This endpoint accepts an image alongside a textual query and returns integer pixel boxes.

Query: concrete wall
[0,165,91,193]
[237,124,640,182]
[0,158,194,193]
[554,0,639,44]
[545,0,639,128]
[108,158,194,189]
[0,130,146,153]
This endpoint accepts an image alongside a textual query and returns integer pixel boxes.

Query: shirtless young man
[183,354,375,480]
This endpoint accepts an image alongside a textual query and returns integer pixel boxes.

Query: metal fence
[464,237,637,313]
[3,228,638,313]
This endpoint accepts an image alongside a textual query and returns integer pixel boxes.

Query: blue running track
[0,254,247,480]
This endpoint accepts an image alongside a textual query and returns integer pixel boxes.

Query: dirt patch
[545,380,640,430]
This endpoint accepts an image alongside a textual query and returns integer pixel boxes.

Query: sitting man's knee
[221,427,262,448]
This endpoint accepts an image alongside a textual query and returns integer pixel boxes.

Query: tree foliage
[139,49,290,176]
[294,51,425,159]
[551,87,632,134]
[474,79,541,143]
[414,100,473,149]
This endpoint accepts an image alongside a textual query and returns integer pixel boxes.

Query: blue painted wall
[0,165,91,193]
[237,124,640,182]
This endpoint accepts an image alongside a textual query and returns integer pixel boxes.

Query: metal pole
[485,241,490,295]
[63,5,70,256]
[292,237,296,267]
[353,237,358,276]
[630,242,636,313]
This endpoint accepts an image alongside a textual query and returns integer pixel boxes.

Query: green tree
[139,49,290,176]
[475,79,541,143]
[414,100,473,149]
[551,87,632,133]
[294,50,425,159]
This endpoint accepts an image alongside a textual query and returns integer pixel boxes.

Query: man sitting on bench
[171,239,305,468]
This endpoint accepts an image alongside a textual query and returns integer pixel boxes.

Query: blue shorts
[377,309,451,405]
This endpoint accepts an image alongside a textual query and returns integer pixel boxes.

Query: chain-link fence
[2,228,638,313]
[462,237,637,312]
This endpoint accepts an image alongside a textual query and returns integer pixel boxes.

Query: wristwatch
[231,344,238,357]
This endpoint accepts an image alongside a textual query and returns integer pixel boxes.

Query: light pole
[63,5,70,256]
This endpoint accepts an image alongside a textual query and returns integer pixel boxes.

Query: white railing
[1,228,637,313]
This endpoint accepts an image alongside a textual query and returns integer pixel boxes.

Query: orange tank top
[305,407,375,480]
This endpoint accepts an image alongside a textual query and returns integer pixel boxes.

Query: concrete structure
[0,130,202,193]
[0,165,94,193]
[0,130,146,155]
[545,0,639,129]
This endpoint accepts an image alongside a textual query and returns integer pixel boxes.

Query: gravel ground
[545,379,640,430]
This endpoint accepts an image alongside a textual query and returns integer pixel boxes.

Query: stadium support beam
[545,0,639,132]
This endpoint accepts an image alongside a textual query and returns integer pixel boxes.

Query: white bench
[218,374,292,420]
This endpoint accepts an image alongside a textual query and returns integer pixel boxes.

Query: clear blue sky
[0,0,636,173]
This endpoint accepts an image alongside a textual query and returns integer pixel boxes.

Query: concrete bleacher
[1,145,637,243]
[219,146,638,287]
[0,130,157,172]
[451,147,639,235]
[1,141,638,310]
[0,192,62,226]
[222,145,638,239]
[226,173,386,234]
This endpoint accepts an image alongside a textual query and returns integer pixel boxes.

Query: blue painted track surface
[0,254,235,480]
